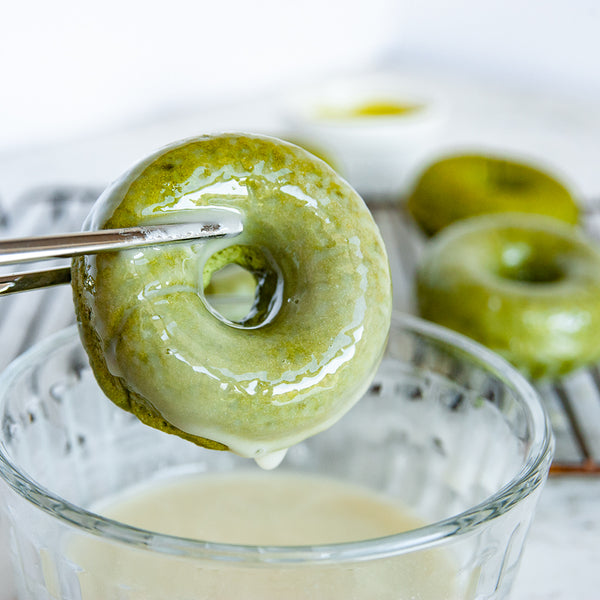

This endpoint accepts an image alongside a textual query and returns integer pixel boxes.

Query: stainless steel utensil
[0,213,243,296]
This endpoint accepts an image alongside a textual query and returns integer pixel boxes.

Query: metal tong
[0,210,243,296]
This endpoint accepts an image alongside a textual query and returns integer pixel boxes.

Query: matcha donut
[416,213,600,379]
[72,133,392,463]
[407,154,579,235]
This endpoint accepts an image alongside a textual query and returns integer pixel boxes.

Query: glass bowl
[0,313,553,599]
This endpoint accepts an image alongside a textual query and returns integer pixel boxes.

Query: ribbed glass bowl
[0,313,553,599]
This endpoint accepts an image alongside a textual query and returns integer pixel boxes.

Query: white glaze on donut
[72,134,392,458]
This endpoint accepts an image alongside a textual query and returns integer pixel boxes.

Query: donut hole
[202,245,283,328]
[487,161,531,192]
[500,260,564,284]
[204,264,257,322]
[497,243,565,284]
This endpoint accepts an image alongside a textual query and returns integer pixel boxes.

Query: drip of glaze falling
[254,448,288,470]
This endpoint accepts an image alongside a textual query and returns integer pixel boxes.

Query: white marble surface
[513,477,600,599]
[0,70,599,599]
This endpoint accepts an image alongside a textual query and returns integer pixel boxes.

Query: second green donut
[416,213,600,379]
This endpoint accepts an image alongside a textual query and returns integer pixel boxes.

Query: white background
[1,0,599,152]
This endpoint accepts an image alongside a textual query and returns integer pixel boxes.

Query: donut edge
[71,254,229,451]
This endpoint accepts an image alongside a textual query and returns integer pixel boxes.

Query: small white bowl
[285,76,445,202]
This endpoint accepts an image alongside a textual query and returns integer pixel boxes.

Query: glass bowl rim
[0,313,553,564]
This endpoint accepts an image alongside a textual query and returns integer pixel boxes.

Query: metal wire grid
[0,187,598,475]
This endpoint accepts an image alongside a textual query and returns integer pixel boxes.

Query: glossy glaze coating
[417,213,600,379]
[408,155,579,236]
[72,134,392,459]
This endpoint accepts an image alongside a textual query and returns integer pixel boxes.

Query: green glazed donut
[407,154,579,235]
[72,133,392,463]
[416,213,600,379]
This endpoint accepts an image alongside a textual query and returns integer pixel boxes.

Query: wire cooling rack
[371,202,600,476]
[0,186,598,475]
